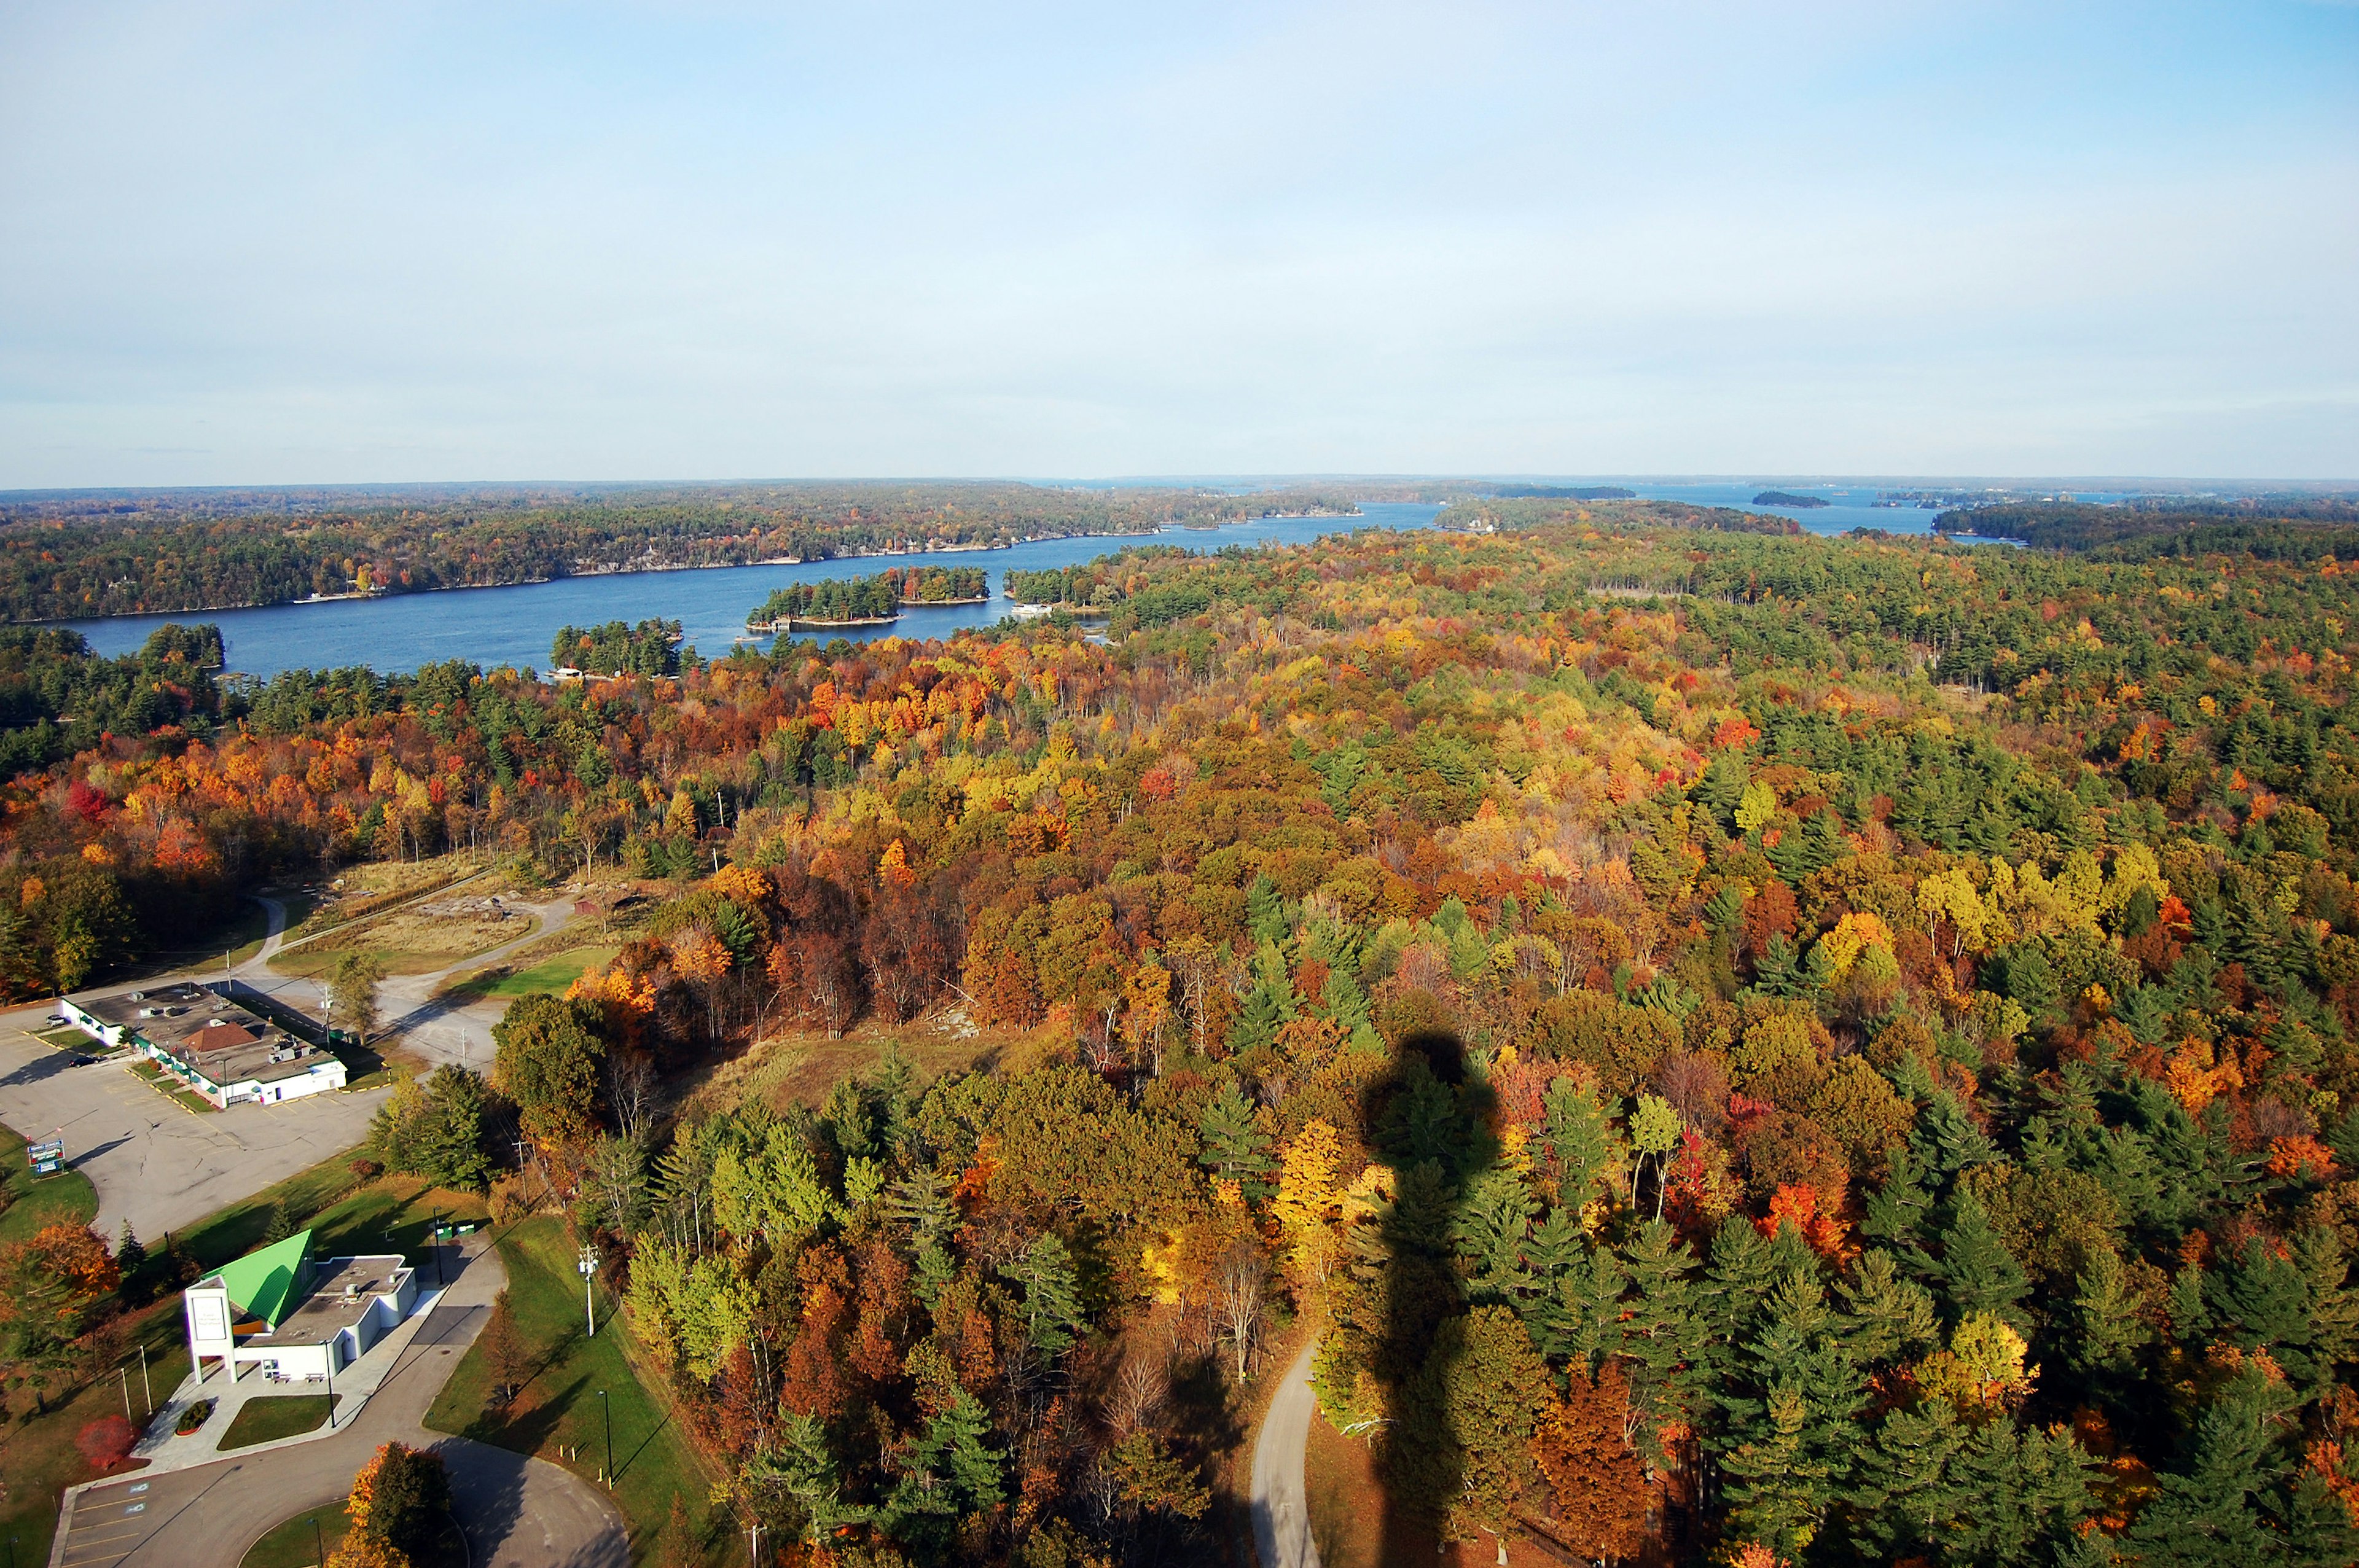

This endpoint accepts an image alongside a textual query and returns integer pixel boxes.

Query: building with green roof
[184,1230,418,1386]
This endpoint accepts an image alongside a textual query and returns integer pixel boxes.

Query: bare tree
[604,1050,660,1142]
[1208,1238,1268,1383]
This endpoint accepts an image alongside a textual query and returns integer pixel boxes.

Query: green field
[240,1508,351,1568]
[426,1215,715,1564]
[444,945,619,1004]
[34,1025,96,1050]
[0,1118,99,1246]
[219,1393,339,1450]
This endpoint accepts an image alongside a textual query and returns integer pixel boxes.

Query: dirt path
[371,894,585,1072]
[1251,1338,1323,1568]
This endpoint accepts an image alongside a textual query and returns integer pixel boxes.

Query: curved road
[52,1236,627,1568]
[1251,1338,1323,1568]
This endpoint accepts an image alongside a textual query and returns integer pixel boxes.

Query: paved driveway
[0,1009,389,1244]
[52,1237,627,1568]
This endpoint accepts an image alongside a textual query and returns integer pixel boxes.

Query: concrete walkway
[1251,1338,1324,1568]
[51,1235,625,1568]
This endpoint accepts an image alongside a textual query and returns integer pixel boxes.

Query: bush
[174,1398,215,1435]
[77,1413,136,1469]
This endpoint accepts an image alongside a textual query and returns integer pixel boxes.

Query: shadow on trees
[1357,1020,1505,1563]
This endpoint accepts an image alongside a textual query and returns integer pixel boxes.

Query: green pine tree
[995,1231,1086,1355]
[1197,1081,1277,1199]
[1931,1191,2030,1327]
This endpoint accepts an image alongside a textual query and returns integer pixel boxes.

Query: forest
[0,482,1358,623]
[888,566,991,604]
[754,577,904,628]
[1935,500,2359,555]
[6,499,2359,1563]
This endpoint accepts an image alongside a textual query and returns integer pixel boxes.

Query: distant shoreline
[30,505,1374,631]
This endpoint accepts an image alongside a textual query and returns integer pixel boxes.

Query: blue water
[58,484,2086,680]
[1567,480,2116,540]
[61,502,1444,679]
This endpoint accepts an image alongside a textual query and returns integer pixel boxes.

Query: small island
[1753,490,1830,509]
[748,575,901,632]
[885,563,989,606]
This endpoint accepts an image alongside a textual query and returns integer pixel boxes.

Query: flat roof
[240,1255,410,1349]
[77,983,329,1086]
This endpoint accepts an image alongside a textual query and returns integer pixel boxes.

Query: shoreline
[29,508,1377,632]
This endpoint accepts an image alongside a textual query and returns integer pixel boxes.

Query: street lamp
[577,1245,600,1338]
[595,1388,612,1489]
[311,1516,324,1568]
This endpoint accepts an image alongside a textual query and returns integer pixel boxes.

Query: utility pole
[138,1344,152,1416]
[311,1516,324,1567]
[748,1523,762,1567]
[578,1244,600,1338]
[118,1366,131,1421]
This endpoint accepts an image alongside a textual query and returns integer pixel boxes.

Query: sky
[1,1,2353,487]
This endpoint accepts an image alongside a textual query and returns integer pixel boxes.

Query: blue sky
[1,1,2352,485]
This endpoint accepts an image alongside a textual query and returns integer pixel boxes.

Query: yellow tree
[1272,1119,1344,1293]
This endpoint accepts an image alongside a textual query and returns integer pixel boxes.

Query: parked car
[45,1013,66,1026]
[71,1055,94,1066]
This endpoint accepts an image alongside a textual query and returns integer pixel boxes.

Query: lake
[63,503,1447,679]
[58,485,2060,679]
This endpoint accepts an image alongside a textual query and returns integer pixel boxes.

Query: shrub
[77,1414,136,1469]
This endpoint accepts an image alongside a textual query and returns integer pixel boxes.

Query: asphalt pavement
[1250,1338,1324,1568]
[0,1014,389,1244]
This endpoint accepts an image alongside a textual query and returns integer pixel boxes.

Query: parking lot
[0,1004,390,1244]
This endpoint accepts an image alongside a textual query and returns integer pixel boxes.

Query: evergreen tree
[1197,1081,1276,1199]
[1543,1074,1622,1209]
[1751,931,1809,997]
[2124,1366,2307,1565]
[1450,1167,1536,1306]
[1616,1219,1707,1436]
[995,1231,1086,1355]
[1931,1190,2031,1327]
[1245,875,1292,948]
[262,1200,294,1246]
[1712,1271,1864,1557]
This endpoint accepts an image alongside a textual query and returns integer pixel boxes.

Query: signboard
[189,1295,228,1342]
[27,1137,63,1177]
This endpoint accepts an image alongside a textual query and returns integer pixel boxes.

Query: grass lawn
[219,1394,340,1450]
[127,1056,219,1115]
[177,1166,492,1278]
[442,945,618,1005]
[240,1510,464,1568]
[34,1025,96,1050]
[0,1118,99,1246]
[427,1216,717,1566]
[240,1508,351,1568]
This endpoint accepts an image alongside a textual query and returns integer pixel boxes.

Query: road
[51,1235,627,1568]
[1251,1338,1323,1568]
